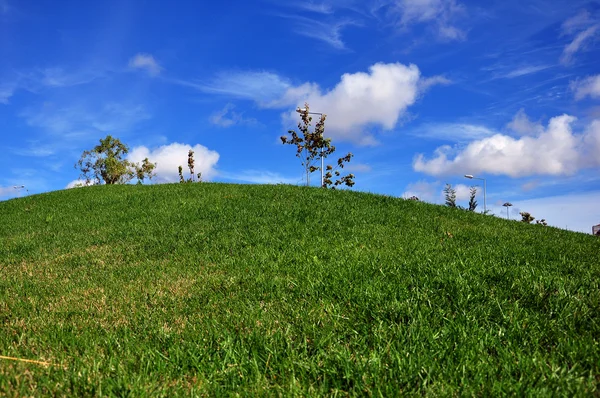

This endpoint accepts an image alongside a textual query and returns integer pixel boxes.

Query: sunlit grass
[1,183,599,396]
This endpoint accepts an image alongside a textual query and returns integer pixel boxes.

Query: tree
[178,150,202,183]
[76,135,156,185]
[281,103,354,188]
[535,219,548,226]
[444,184,457,208]
[520,211,535,224]
[468,186,478,212]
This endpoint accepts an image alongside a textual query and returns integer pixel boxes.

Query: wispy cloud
[22,103,150,137]
[277,13,359,49]
[284,1,335,14]
[402,180,440,202]
[129,53,163,76]
[409,122,497,142]
[570,74,600,100]
[387,0,467,41]
[0,67,105,104]
[0,0,10,14]
[560,10,599,65]
[0,84,15,104]
[220,170,300,185]
[209,103,258,127]
[199,71,291,104]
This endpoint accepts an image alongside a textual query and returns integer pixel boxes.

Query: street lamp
[13,185,27,197]
[296,107,325,187]
[502,202,513,220]
[464,174,486,214]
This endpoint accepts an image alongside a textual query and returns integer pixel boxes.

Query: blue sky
[1,0,600,233]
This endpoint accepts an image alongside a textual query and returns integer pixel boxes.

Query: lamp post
[464,175,486,214]
[502,202,513,220]
[13,185,27,198]
[296,107,325,187]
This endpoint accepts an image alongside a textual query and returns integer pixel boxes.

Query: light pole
[13,185,27,198]
[464,175,486,214]
[502,202,512,220]
[296,107,325,187]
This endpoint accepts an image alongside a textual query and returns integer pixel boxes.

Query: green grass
[1,183,599,396]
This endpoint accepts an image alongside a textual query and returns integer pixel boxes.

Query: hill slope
[1,183,599,395]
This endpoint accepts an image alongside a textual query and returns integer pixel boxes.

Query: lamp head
[464,174,474,179]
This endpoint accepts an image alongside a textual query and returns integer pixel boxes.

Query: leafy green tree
[444,184,457,208]
[76,135,156,185]
[468,186,478,212]
[281,103,354,188]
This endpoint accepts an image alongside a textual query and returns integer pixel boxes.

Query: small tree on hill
[281,103,354,188]
[178,150,202,183]
[76,135,156,185]
[535,219,548,226]
[468,186,478,212]
[444,184,457,208]
[520,211,535,224]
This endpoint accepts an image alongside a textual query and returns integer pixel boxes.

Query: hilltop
[1,183,599,395]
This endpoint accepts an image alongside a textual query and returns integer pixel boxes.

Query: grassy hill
[1,183,599,396]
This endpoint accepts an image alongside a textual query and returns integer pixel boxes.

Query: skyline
[1,0,600,233]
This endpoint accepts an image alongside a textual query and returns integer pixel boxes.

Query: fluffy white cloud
[128,143,220,183]
[283,63,441,145]
[129,53,163,76]
[200,63,446,145]
[414,113,600,177]
[452,183,473,201]
[571,75,600,100]
[65,179,95,189]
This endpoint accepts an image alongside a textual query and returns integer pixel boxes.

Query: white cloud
[209,103,257,127]
[1,0,10,14]
[346,163,372,173]
[282,62,444,145]
[452,183,472,201]
[200,71,291,104]
[0,84,15,104]
[0,186,15,198]
[506,108,543,136]
[410,122,497,142]
[490,191,600,234]
[200,63,443,145]
[561,10,593,36]
[65,179,95,189]
[128,143,220,183]
[129,53,163,76]
[287,16,358,49]
[220,170,300,185]
[390,0,466,41]
[414,113,600,177]
[571,74,600,100]
[560,12,599,66]
[22,103,150,137]
[402,180,440,202]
